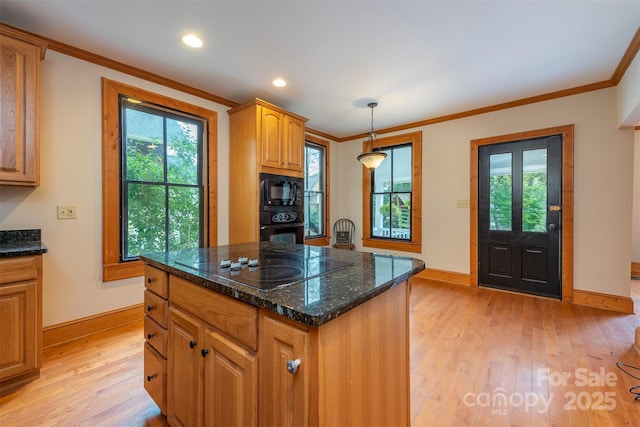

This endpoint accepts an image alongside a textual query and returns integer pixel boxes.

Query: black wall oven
[259,173,304,244]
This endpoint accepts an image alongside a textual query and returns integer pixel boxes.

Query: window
[121,98,204,260]
[362,131,421,253]
[102,78,217,281]
[304,135,330,246]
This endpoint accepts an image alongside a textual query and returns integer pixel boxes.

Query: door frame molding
[470,124,574,301]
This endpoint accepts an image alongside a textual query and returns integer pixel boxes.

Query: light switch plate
[57,205,77,219]
[456,199,470,208]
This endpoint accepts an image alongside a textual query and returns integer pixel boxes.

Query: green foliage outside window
[123,104,203,260]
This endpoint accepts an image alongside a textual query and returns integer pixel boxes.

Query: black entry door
[478,135,562,298]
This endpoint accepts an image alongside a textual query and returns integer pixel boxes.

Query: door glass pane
[522,149,547,232]
[489,153,512,231]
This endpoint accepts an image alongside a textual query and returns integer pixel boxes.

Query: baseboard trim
[632,262,640,278]
[415,268,471,286]
[43,303,144,348]
[414,268,635,314]
[572,289,634,314]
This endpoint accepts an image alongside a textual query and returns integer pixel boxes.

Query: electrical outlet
[456,199,470,208]
[57,205,77,219]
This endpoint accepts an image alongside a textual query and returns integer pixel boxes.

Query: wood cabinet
[228,98,307,244]
[0,255,43,394]
[144,265,411,426]
[0,24,47,186]
[167,275,258,427]
[259,105,305,172]
[259,314,312,427]
[143,265,168,414]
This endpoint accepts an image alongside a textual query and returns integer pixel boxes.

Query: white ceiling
[1,0,638,139]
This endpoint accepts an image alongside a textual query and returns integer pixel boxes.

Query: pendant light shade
[357,102,387,169]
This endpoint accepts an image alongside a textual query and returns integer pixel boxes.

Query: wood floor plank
[1,280,639,426]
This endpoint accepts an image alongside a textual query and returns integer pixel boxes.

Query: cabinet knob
[147,374,157,382]
[189,341,197,349]
[201,349,209,357]
[146,277,154,284]
[146,305,154,312]
[287,359,301,374]
[147,333,154,340]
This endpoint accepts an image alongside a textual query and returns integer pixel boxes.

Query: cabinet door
[259,316,311,427]
[260,106,285,169]
[0,34,40,186]
[0,281,37,380]
[203,329,257,427]
[167,307,203,427]
[284,116,304,172]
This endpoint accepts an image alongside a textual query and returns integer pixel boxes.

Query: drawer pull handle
[147,374,156,382]
[147,305,154,312]
[287,359,301,374]
[201,349,209,357]
[147,333,154,340]
[147,277,154,284]
[189,341,197,349]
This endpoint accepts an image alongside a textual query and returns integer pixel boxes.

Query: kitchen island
[141,242,425,427]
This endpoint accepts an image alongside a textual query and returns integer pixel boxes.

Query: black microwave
[260,173,303,207]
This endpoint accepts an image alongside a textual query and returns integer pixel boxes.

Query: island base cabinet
[167,304,258,427]
[259,314,314,427]
[259,280,410,427]
[167,307,203,427]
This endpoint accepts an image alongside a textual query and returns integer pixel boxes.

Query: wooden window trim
[362,131,422,253]
[102,78,218,281]
[304,134,331,247]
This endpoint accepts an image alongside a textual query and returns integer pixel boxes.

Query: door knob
[287,359,301,374]
[549,223,559,231]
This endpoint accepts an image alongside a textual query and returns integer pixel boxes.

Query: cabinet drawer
[170,275,258,351]
[144,316,167,358]
[144,265,168,298]
[144,289,168,328]
[144,342,166,415]
[0,256,39,285]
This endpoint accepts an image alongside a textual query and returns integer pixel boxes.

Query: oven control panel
[271,211,298,223]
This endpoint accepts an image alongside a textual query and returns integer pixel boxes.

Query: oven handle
[260,223,304,230]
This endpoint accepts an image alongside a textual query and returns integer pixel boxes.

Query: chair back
[333,218,356,249]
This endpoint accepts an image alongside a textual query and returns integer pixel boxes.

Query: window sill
[362,238,421,254]
[304,237,330,247]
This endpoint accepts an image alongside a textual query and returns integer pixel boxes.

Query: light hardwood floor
[1,279,639,426]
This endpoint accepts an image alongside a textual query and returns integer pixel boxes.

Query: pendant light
[357,102,387,169]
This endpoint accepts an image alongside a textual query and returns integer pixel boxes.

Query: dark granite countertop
[0,229,48,257]
[141,242,425,327]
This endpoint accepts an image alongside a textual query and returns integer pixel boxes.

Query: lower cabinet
[259,314,311,427]
[167,305,258,427]
[0,255,42,394]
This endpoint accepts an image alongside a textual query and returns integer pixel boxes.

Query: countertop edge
[141,255,424,327]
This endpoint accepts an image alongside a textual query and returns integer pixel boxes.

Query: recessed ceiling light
[272,78,287,88]
[182,34,203,48]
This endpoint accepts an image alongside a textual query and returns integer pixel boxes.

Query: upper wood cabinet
[229,98,308,178]
[0,24,47,186]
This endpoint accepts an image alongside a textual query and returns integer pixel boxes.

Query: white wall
[618,50,640,127]
[0,51,231,326]
[335,87,635,298]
